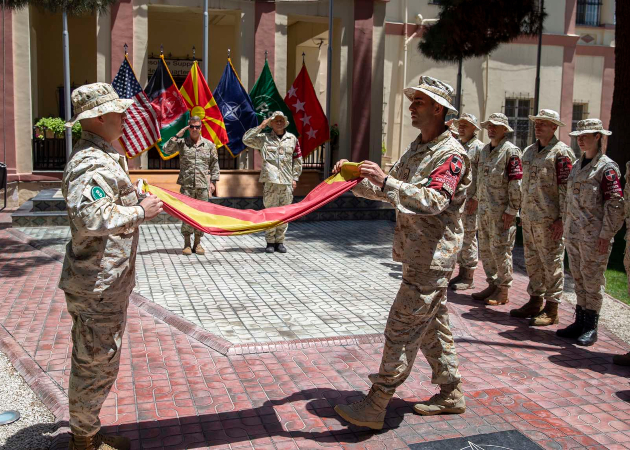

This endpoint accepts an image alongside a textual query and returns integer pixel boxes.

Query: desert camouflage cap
[481,113,514,133]
[268,110,290,129]
[568,118,611,136]
[454,113,481,131]
[404,76,458,115]
[66,82,133,126]
[528,109,565,127]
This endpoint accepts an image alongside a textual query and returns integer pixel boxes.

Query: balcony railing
[577,0,602,26]
[32,127,67,171]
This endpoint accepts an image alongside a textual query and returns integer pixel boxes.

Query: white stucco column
[274,9,288,97]
[13,8,33,174]
[96,9,111,82]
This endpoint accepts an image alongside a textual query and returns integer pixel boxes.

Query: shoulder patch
[91,186,107,201]
[507,155,523,181]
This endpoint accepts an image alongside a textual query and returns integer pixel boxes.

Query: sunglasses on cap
[189,125,202,130]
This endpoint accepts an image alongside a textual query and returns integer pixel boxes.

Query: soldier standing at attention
[511,110,576,326]
[557,119,624,346]
[163,116,220,255]
[59,83,163,449]
[332,76,471,430]
[243,111,303,253]
[449,113,484,291]
[469,113,523,306]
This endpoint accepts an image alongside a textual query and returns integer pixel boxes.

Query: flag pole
[323,0,334,178]
[62,9,72,162]
[202,0,208,76]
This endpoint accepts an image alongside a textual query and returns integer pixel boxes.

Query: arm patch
[556,155,573,185]
[427,154,464,198]
[601,167,623,201]
[507,155,523,181]
[293,140,303,159]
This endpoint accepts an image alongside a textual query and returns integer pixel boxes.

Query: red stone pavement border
[1,228,630,449]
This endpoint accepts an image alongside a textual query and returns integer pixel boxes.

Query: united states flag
[112,56,161,158]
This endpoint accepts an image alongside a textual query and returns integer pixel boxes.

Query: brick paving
[1,222,630,449]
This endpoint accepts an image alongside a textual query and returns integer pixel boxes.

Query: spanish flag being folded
[144,163,363,236]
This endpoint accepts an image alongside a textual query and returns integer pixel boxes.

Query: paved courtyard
[1,221,630,449]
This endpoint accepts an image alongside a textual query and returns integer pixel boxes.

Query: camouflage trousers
[372,265,461,396]
[263,183,293,244]
[566,239,612,313]
[65,290,130,437]
[457,212,478,270]
[180,186,209,238]
[625,233,630,297]
[478,212,516,288]
[522,219,565,303]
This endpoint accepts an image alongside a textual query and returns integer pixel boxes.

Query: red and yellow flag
[180,61,229,147]
[144,163,363,236]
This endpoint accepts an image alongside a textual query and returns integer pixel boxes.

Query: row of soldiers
[446,108,624,350]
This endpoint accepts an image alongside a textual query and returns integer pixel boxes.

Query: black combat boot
[576,309,599,347]
[275,243,287,253]
[556,305,585,339]
[265,243,275,253]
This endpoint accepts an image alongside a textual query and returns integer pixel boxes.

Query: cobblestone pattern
[1,228,630,450]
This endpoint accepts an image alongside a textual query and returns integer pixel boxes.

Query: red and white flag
[112,56,161,158]
[284,64,329,157]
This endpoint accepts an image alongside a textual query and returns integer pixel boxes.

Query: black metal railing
[577,0,602,26]
[147,145,239,170]
[32,127,67,171]
[302,144,326,170]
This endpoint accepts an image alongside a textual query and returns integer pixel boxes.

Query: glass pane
[517,99,531,118]
[505,99,516,117]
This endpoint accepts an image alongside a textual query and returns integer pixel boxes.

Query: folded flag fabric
[112,55,160,158]
[144,163,363,236]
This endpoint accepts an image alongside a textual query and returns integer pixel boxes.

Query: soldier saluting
[59,83,162,450]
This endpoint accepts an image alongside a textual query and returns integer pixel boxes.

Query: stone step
[13,190,394,227]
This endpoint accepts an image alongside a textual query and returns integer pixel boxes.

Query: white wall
[574,55,604,119]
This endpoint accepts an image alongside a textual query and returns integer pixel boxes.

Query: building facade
[0,0,616,206]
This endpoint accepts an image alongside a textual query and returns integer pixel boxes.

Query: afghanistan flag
[213,59,258,156]
[145,55,190,160]
[249,60,299,136]
[144,163,363,235]
[180,61,228,148]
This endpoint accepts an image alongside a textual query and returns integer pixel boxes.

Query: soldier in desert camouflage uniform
[511,110,576,326]
[614,160,630,365]
[332,77,471,431]
[59,83,163,450]
[557,119,624,347]
[243,111,303,253]
[449,113,484,291]
[469,113,523,306]
[162,116,220,255]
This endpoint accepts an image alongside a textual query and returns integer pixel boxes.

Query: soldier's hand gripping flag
[180,61,229,147]
[112,55,161,158]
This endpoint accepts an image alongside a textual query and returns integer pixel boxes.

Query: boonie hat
[268,111,290,129]
[528,109,565,127]
[481,113,514,133]
[66,82,133,126]
[454,112,481,131]
[568,118,611,136]
[404,76,458,115]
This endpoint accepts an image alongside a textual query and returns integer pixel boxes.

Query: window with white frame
[504,97,533,150]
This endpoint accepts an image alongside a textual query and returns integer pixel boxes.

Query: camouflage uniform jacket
[475,137,523,216]
[625,161,630,234]
[162,136,220,188]
[58,131,145,297]
[564,151,624,242]
[353,130,471,271]
[460,136,484,201]
[521,136,575,223]
[243,128,303,185]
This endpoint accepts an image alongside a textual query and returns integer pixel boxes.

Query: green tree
[3,1,116,15]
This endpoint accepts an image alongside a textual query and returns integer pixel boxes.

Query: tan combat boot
[471,283,496,301]
[334,386,392,430]
[510,296,543,318]
[530,301,559,326]
[414,382,466,416]
[193,236,205,255]
[182,235,192,256]
[448,267,464,287]
[613,352,630,366]
[451,268,475,291]
[69,432,131,450]
[486,286,509,306]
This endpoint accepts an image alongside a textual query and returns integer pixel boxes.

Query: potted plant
[35,117,82,142]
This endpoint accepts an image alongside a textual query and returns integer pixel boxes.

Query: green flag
[249,61,299,136]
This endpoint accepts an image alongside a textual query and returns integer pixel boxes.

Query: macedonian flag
[144,163,363,236]
[180,61,229,147]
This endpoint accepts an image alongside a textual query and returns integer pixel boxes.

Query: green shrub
[35,117,82,141]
